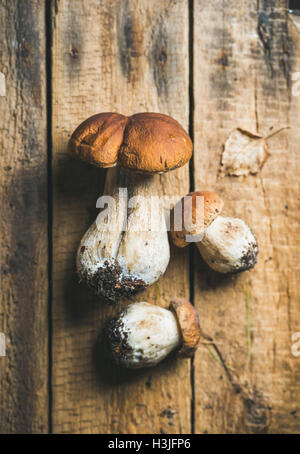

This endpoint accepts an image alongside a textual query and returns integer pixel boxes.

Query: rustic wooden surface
[0,0,300,434]
[51,0,191,434]
[0,0,49,434]
[193,0,300,433]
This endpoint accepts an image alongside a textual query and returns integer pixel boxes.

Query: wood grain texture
[0,0,48,433]
[193,0,300,433]
[51,0,191,434]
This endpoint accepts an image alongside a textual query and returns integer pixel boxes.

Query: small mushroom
[170,191,258,273]
[106,300,200,368]
[69,112,192,303]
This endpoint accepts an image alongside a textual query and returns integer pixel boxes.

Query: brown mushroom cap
[170,191,224,248]
[69,112,127,168]
[170,298,200,356]
[69,112,193,174]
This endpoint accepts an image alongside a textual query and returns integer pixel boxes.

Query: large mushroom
[69,112,192,302]
[106,300,200,368]
[170,191,258,273]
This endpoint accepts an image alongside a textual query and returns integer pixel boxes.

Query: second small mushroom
[106,299,201,368]
[170,191,258,273]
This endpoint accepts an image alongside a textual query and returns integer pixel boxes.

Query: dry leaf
[219,127,289,178]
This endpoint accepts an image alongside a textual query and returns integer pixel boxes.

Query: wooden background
[1,0,300,434]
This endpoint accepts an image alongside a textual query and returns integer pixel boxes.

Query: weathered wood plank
[0,0,48,433]
[193,0,300,433]
[51,0,191,433]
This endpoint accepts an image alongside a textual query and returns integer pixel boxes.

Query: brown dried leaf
[218,127,289,178]
[219,128,269,178]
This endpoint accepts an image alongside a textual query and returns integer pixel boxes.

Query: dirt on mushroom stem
[82,260,147,304]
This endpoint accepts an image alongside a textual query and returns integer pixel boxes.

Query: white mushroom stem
[77,168,170,302]
[196,216,258,273]
[107,302,181,368]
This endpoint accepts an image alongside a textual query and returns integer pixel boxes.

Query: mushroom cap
[106,302,181,368]
[69,112,193,174]
[197,216,258,273]
[69,112,127,168]
[169,298,201,356]
[170,191,224,248]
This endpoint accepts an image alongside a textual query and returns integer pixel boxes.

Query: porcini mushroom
[69,113,192,302]
[170,191,258,273]
[106,300,200,368]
